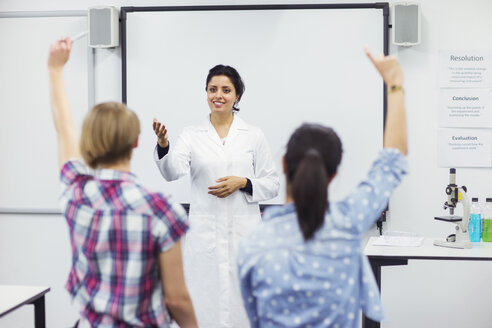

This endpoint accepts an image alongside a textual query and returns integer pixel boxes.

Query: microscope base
[433,239,472,249]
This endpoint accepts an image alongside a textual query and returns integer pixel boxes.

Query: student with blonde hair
[237,49,408,327]
[48,37,197,328]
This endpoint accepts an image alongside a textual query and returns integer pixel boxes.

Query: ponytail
[292,149,328,241]
[285,124,343,242]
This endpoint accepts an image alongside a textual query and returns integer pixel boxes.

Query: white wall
[381,1,492,327]
[1,1,492,327]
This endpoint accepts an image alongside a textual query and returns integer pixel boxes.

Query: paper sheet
[372,235,424,247]
[439,51,492,88]
[439,89,492,128]
[437,128,492,167]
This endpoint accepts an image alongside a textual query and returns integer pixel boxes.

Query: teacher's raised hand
[153,118,169,148]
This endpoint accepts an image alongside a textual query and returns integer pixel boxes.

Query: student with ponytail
[237,48,408,328]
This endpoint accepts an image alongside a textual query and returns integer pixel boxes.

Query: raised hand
[48,37,72,70]
[366,48,407,155]
[208,176,247,198]
[48,37,80,169]
[365,47,403,87]
[153,118,169,148]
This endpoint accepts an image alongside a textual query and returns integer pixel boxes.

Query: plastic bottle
[482,198,492,242]
[469,197,482,242]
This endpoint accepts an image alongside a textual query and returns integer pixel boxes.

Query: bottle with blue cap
[469,197,482,242]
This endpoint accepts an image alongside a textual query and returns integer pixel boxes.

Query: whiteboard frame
[0,10,94,215]
[121,3,390,105]
[119,3,390,210]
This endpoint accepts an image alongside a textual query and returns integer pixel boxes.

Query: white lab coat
[154,114,279,328]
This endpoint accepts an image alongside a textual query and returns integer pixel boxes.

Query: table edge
[0,286,50,317]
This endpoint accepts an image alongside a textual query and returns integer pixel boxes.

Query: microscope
[434,168,472,249]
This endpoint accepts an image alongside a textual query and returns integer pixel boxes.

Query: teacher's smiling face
[207,75,238,115]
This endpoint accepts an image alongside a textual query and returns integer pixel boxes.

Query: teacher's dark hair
[285,124,343,241]
[206,65,245,111]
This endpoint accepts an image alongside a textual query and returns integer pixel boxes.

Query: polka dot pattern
[236,149,407,326]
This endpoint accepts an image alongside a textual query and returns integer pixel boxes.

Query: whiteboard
[0,14,89,212]
[123,5,387,205]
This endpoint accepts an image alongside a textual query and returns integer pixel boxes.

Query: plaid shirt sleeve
[60,159,91,190]
[151,193,189,252]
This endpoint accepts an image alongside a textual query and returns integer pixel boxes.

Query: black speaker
[392,2,421,46]
[88,6,119,48]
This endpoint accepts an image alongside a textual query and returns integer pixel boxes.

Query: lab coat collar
[198,113,248,130]
[225,113,249,146]
[200,113,249,147]
[230,113,249,131]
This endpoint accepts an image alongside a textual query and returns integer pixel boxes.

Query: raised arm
[48,37,80,169]
[366,48,407,155]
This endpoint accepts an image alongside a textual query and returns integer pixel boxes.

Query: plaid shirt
[60,159,189,328]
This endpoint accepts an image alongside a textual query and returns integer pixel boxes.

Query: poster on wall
[439,51,492,88]
[437,128,492,167]
[438,89,492,127]
[438,50,492,167]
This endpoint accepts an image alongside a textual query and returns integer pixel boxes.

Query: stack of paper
[372,235,424,247]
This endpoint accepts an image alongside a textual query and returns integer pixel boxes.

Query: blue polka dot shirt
[237,149,408,327]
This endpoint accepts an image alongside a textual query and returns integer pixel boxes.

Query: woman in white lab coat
[152,65,280,328]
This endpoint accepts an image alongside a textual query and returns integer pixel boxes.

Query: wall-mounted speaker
[88,6,119,48]
[392,2,421,46]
